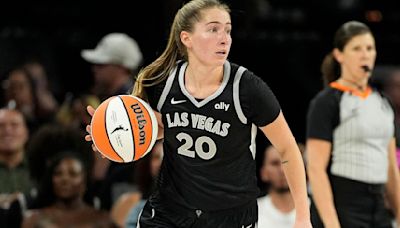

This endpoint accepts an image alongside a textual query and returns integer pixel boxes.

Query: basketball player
[86,0,310,227]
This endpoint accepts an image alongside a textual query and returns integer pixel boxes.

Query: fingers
[91,144,103,157]
[85,134,92,142]
[85,125,92,142]
[85,107,94,142]
[91,144,98,152]
[85,105,102,156]
[87,105,96,117]
[86,124,91,134]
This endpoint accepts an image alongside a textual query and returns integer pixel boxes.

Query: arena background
[1,0,399,149]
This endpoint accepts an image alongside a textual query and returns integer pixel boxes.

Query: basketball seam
[118,95,135,161]
[105,99,125,162]
[137,99,155,158]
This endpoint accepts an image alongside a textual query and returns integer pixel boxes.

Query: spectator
[23,59,59,117]
[1,66,56,135]
[0,108,32,227]
[81,33,143,102]
[56,93,101,133]
[0,108,32,208]
[257,145,296,228]
[5,124,95,228]
[21,151,114,228]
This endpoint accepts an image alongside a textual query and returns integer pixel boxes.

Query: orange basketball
[91,95,158,163]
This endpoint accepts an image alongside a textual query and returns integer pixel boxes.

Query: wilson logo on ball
[130,103,147,145]
[91,95,158,163]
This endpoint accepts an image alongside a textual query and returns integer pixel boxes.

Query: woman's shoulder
[312,86,343,102]
[307,86,343,114]
[229,62,254,76]
[22,208,53,228]
[227,62,263,87]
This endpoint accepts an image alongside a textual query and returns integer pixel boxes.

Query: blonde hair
[132,0,230,99]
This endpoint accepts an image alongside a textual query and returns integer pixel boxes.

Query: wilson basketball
[91,95,158,163]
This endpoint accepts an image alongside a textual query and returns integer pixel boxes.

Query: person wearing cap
[81,33,143,210]
[81,33,143,101]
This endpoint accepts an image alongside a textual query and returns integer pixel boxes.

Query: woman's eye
[210,27,218,32]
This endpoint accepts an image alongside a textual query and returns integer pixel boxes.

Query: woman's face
[4,70,34,106]
[182,7,232,67]
[260,147,289,192]
[52,157,86,200]
[335,33,376,81]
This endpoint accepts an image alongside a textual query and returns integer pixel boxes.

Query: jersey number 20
[176,132,217,160]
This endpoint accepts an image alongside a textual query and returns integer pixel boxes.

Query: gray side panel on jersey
[136,209,143,228]
[157,66,178,112]
[179,61,231,108]
[233,66,247,124]
[250,124,257,159]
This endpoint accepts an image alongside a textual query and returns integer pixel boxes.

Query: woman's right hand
[85,105,98,152]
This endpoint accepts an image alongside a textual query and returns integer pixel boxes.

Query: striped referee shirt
[306,82,395,184]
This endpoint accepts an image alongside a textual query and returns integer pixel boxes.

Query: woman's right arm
[307,138,340,228]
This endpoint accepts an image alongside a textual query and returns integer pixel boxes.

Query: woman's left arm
[260,111,311,228]
[386,138,400,226]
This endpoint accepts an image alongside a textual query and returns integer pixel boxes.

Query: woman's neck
[53,198,87,210]
[337,77,368,92]
[185,64,223,99]
[186,64,223,85]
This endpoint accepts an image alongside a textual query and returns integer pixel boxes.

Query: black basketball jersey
[146,61,281,211]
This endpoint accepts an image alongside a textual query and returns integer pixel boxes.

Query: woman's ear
[333,48,343,63]
[180,31,191,48]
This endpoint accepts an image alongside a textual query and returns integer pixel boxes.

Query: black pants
[138,198,257,228]
[311,175,393,228]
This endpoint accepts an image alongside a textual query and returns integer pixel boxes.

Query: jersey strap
[233,66,248,124]
[156,64,180,111]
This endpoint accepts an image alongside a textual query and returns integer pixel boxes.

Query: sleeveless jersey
[147,61,280,211]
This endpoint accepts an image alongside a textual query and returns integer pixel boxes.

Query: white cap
[81,33,143,71]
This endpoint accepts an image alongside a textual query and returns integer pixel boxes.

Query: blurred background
[1,0,400,142]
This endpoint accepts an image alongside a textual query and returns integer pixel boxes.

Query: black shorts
[311,175,393,228]
[137,198,257,228]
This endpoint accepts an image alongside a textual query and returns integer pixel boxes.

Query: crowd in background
[0,33,154,228]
